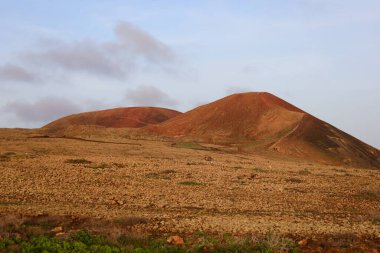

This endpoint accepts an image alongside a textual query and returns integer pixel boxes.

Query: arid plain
[1,127,379,251]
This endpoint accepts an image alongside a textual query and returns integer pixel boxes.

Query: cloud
[4,97,82,123]
[113,21,174,62]
[21,21,175,80]
[0,64,39,83]
[26,40,128,79]
[125,85,178,107]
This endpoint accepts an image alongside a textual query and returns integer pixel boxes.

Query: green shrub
[0,230,299,253]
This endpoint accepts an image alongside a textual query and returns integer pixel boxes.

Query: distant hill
[147,92,380,168]
[43,107,182,133]
[42,92,380,168]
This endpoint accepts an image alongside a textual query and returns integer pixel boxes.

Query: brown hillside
[43,107,182,133]
[148,92,380,168]
[148,92,305,141]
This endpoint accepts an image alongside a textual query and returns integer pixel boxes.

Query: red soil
[43,107,182,131]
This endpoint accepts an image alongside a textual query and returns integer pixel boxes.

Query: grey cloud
[26,40,128,79]
[21,21,175,80]
[5,97,82,124]
[125,85,178,107]
[0,64,39,83]
[113,21,174,62]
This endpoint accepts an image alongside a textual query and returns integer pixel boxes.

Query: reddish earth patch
[43,107,182,132]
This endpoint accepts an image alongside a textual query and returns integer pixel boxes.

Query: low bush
[0,230,300,253]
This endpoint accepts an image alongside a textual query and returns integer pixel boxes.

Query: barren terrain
[1,128,379,251]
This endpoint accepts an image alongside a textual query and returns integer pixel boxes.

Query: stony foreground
[0,129,379,251]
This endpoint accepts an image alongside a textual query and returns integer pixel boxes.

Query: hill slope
[148,92,380,168]
[43,107,182,133]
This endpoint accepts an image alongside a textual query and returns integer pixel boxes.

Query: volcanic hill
[43,107,182,133]
[148,92,380,168]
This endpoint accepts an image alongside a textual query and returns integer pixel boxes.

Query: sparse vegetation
[357,190,380,201]
[253,167,268,173]
[333,168,348,173]
[186,161,205,166]
[0,152,16,162]
[0,229,300,253]
[145,172,160,179]
[372,216,380,225]
[65,159,112,169]
[332,168,352,177]
[286,188,307,193]
[0,201,19,206]
[298,168,311,175]
[178,181,206,186]
[22,220,57,229]
[285,178,303,183]
[112,162,127,168]
[114,217,148,227]
[86,163,112,169]
[161,169,176,174]
[173,142,207,150]
[145,170,176,180]
[204,156,213,161]
[0,231,120,253]
[65,158,92,164]
[251,232,299,253]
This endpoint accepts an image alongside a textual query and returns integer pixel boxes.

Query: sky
[0,0,379,148]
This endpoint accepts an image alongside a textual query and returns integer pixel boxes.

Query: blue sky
[0,0,379,148]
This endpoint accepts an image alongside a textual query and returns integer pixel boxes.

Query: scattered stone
[298,238,308,247]
[116,200,124,205]
[167,235,184,245]
[51,226,63,233]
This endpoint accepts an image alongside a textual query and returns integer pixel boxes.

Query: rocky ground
[0,129,379,251]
